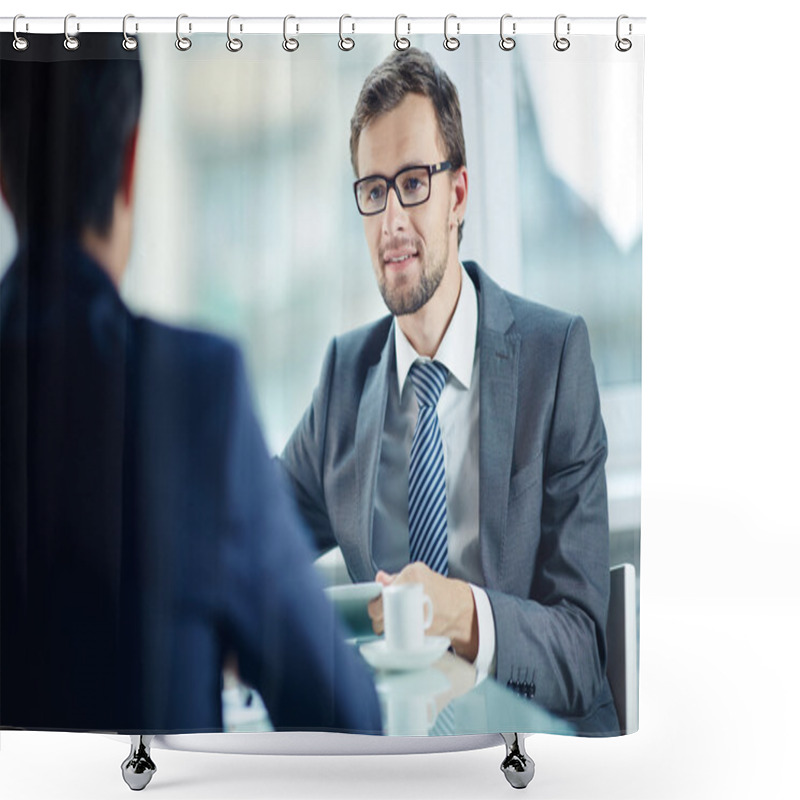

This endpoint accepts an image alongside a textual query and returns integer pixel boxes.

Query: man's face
[356,93,460,317]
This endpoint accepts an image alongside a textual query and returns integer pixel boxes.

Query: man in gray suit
[281,48,619,733]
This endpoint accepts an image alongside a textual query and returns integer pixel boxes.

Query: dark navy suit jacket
[0,241,382,734]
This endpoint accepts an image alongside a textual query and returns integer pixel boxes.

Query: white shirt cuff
[469,584,497,681]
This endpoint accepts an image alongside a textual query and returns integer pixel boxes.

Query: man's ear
[452,165,468,227]
[119,125,140,207]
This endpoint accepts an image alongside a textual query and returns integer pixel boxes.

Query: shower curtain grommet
[12,15,29,51]
[499,14,516,51]
[175,14,192,51]
[394,15,411,51]
[554,14,571,51]
[226,15,243,52]
[122,15,138,51]
[63,14,80,51]
[338,14,355,51]
[616,15,633,51]
[444,14,461,51]
[283,15,300,52]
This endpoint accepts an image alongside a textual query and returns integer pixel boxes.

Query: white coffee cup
[383,582,434,652]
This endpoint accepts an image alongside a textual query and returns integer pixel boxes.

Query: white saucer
[359,636,450,672]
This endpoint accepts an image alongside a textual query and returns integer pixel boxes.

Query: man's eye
[403,177,423,193]
[368,184,386,202]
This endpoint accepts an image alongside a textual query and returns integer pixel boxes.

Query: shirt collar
[395,263,478,396]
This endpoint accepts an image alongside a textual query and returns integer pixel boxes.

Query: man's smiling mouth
[383,249,419,267]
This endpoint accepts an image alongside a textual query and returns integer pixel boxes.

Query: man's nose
[382,185,408,234]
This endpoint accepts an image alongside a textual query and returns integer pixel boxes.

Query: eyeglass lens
[356,166,432,215]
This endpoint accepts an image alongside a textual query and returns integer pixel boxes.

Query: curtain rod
[1,16,646,37]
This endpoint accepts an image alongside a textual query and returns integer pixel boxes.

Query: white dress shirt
[372,265,497,678]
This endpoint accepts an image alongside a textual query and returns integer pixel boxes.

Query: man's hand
[367,563,479,662]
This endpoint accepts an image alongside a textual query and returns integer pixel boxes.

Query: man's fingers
[392,561,431,585]
[367,597,384,634]
[367,599,384,634]
[374,570,395,586]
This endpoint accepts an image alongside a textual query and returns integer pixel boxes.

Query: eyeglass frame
[353,161,453,217]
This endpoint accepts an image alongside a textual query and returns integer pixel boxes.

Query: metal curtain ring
[615,15,632,52]
[443,14,460,51]
[12,15,29,51]
[122,15,138,51]
[338,14,355,51]
[394,15,410,51]
[227,15,243,52]
[176,14,192,51]
[499,14,515,51]
[553,14,570,51]
[283,15,299,52]
[64,13,80,51]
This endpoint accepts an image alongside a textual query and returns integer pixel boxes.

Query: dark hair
[350,47,466,245]
[0,34,143,238]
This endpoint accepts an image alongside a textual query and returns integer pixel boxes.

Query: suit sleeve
[278,339,339,554]
[486,316,612,723]
[218,348,382,733]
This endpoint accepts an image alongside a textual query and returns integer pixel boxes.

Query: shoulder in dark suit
[0,242,382,735]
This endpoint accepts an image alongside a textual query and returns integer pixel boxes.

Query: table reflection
[222,644,573,737]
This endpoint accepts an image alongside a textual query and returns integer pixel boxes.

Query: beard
[376,234,449,317]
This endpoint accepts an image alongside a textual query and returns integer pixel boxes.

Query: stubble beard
[377,232,449,317]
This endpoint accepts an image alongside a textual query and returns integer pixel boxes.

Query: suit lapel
[468,264,519,589]
[353,324,394,580]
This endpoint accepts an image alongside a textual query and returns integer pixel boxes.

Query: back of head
[0,33,142,240]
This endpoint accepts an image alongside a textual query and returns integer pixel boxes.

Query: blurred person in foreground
[0,34,381,737]
[280,48,619,733]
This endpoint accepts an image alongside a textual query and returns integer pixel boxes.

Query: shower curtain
[0,17,643,748]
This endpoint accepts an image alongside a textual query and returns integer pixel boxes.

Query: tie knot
[409,360,447,408]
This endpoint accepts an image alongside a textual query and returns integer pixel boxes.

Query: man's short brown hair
[350,48,466,245]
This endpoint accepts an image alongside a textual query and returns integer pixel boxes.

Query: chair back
[607,563,638,734]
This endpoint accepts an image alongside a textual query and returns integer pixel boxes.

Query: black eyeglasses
[353,161,452,216]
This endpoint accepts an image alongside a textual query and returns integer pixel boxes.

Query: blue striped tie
[430,702,457,736]
[408,360,449,576]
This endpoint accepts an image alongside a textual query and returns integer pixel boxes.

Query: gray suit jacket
[281,262,619,733]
